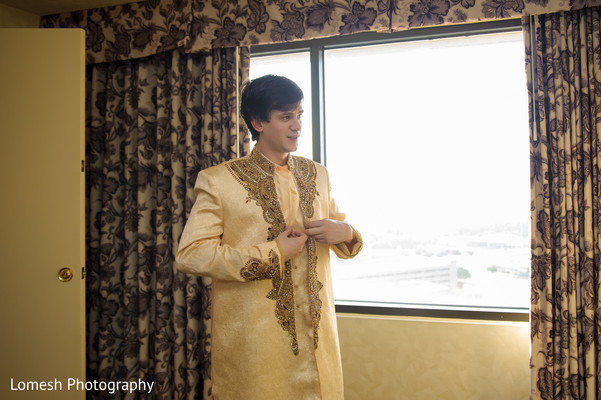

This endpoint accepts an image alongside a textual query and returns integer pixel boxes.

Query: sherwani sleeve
[325,169,363,259]
[176,170,284,282]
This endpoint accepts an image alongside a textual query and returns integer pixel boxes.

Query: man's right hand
[277,226,308,261]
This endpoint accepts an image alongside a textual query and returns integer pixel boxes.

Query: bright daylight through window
[250,29,530,311]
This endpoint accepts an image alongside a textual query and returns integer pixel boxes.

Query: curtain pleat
[85,47,249,399]
[525,7,601,399]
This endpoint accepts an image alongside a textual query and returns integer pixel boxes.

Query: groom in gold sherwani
[176,75,362,399]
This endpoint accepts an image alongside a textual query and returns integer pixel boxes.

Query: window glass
[324,32,530,309]
[249,52,313,160]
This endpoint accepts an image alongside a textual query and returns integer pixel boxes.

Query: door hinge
[81,267,86,279]
[81,160,85,172]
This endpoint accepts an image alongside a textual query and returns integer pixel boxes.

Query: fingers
[305,219,325,236]
[304,228,318,237]
[283,226,307,239]
[303,219,351,245]
[294,230,307,240]
[279,225,300,239]
[305,219,329,239]
[278,229,308,261]
[289,229,302,238]
[304,219,324,229]
[293,229,308,241]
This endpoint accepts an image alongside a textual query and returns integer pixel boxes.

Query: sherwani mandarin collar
[249,146,297,174]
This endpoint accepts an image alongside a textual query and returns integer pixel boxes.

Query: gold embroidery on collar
[249,146,277,174]
[290,156,318,220]
[226,149,323,354]
[227,150,286,241]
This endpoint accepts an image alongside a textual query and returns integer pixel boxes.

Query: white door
[0,29,85,399]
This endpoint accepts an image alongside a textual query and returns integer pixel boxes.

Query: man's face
[253,103,303,157]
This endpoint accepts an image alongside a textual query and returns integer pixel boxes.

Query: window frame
[250,18,529,322]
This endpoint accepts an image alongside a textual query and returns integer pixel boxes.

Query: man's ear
[250,119,263,133]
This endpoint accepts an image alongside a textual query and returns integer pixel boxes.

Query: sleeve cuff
[333,225,363,259]
[239,240,285,281]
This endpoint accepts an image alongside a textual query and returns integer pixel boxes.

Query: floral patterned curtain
[524,6,601,399]
[41,0,601,65]
[86,46,249,399]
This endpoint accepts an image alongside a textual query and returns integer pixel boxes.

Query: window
[250,20,530,317]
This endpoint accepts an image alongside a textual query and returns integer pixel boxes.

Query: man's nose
[291,118,301,131]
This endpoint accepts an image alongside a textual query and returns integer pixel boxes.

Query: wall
[0,4,40,28]
[337,314,529,400]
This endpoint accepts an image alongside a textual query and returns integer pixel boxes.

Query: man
[176,75,362,399]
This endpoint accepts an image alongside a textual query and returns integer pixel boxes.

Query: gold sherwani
[176,148,362,400]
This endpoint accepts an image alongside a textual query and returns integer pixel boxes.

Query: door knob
[58,267,73,282]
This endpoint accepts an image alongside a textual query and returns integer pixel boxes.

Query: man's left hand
[304,219,353,245]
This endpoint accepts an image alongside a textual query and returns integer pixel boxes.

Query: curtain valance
[41,0,601,65]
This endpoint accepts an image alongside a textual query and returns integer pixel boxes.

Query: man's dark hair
[241,75,304,141]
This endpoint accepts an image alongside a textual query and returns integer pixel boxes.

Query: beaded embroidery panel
[226,148,323,354]
[290,155,323,349]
